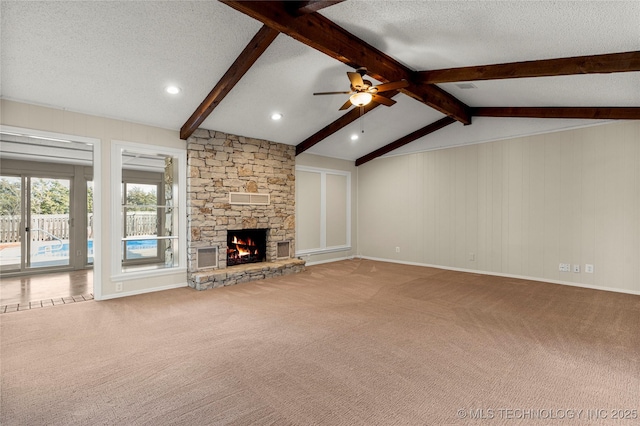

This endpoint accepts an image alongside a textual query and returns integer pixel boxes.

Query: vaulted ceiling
[2,1,639,164]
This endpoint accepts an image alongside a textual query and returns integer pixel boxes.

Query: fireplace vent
[277,241,290,259]
[196,247,218,270]
[229,192,270,205]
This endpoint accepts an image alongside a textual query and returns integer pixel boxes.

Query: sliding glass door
[28,177,72,268]
[0,175,22,272]
[0,175,72,273]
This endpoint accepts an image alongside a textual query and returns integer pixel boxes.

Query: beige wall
[296,170,322,251]
[1,100,187,298]
[295,153,358,265]
[357,121,640,294]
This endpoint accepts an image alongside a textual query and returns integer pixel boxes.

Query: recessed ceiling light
[455,83,477,89]
[350,134,359,141]
[165,86,181,94]
[271,113,283,120]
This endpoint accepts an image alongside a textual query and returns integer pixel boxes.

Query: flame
[228,232,262,265]
[231,236,254,246]
[229,235,257,258]
[237,246,251,256]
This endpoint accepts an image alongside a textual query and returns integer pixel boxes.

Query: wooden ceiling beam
[355,117,456,166]
[418,51,640,84]
[473,107,640,120]
[220,1,472,125]
[284,1,346,16]
[296,92,399,155]
[180,25,279,140]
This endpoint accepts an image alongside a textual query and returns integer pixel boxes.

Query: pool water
[1,239,160,268]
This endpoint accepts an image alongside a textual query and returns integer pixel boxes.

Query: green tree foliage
[126,186,157,211]
[0,177,71,216]
[87,183,94,213]
[0,178,21,216]
[31,179,70,214]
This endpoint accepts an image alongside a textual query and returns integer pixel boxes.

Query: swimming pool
[1,239,161,268]
[34,239,158,261]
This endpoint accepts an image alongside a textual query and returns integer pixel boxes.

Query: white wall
[295,153,358,265]
[1,100,187,298]
[357,121,640,294]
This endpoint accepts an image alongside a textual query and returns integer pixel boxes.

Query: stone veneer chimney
[186,129,303,290]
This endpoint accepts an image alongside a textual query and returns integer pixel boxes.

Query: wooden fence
[125,212,158,237]
[0,212,158,243]
[0,215,23,243]
[30,214,70,242]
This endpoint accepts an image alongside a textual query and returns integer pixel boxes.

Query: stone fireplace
[186,129,304,290]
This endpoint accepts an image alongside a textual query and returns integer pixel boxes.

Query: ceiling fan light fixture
[350,92,373,107]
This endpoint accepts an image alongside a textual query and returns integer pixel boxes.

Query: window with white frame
[121,174,164,265]
[295,166,351,255]
[111,141,186,279]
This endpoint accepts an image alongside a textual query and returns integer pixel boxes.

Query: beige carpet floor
[1,259,639,425]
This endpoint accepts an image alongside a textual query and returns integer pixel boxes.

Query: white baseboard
[358,256,640,296]
[304,255,355,266]
[98,282,188,300]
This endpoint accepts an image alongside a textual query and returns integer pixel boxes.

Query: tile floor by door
[0,269,93,313]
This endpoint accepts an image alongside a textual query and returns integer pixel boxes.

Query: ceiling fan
[313,67,409,110]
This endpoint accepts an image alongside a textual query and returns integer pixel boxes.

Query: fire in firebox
[227,229,266,266]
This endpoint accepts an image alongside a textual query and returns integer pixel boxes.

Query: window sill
[112,266,187,282]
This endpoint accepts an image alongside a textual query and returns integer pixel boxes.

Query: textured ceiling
[322,1,640,68]
[1,1,639,162]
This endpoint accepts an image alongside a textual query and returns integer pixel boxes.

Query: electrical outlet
[395,247,400,253]
[573,264,580,273]
[585,264,594,273]
[469,253,475,261]
[559,263,570,272]
[115,282,123,292]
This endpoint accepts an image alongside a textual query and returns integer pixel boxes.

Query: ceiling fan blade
[373,80,409,92]
[371,94,396,107]
[339,98,353,110]
[313,91,352,96]
[347,72,365,90]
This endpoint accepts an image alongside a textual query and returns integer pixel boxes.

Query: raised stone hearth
[191,258,305,290]
[186,129,303,290]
